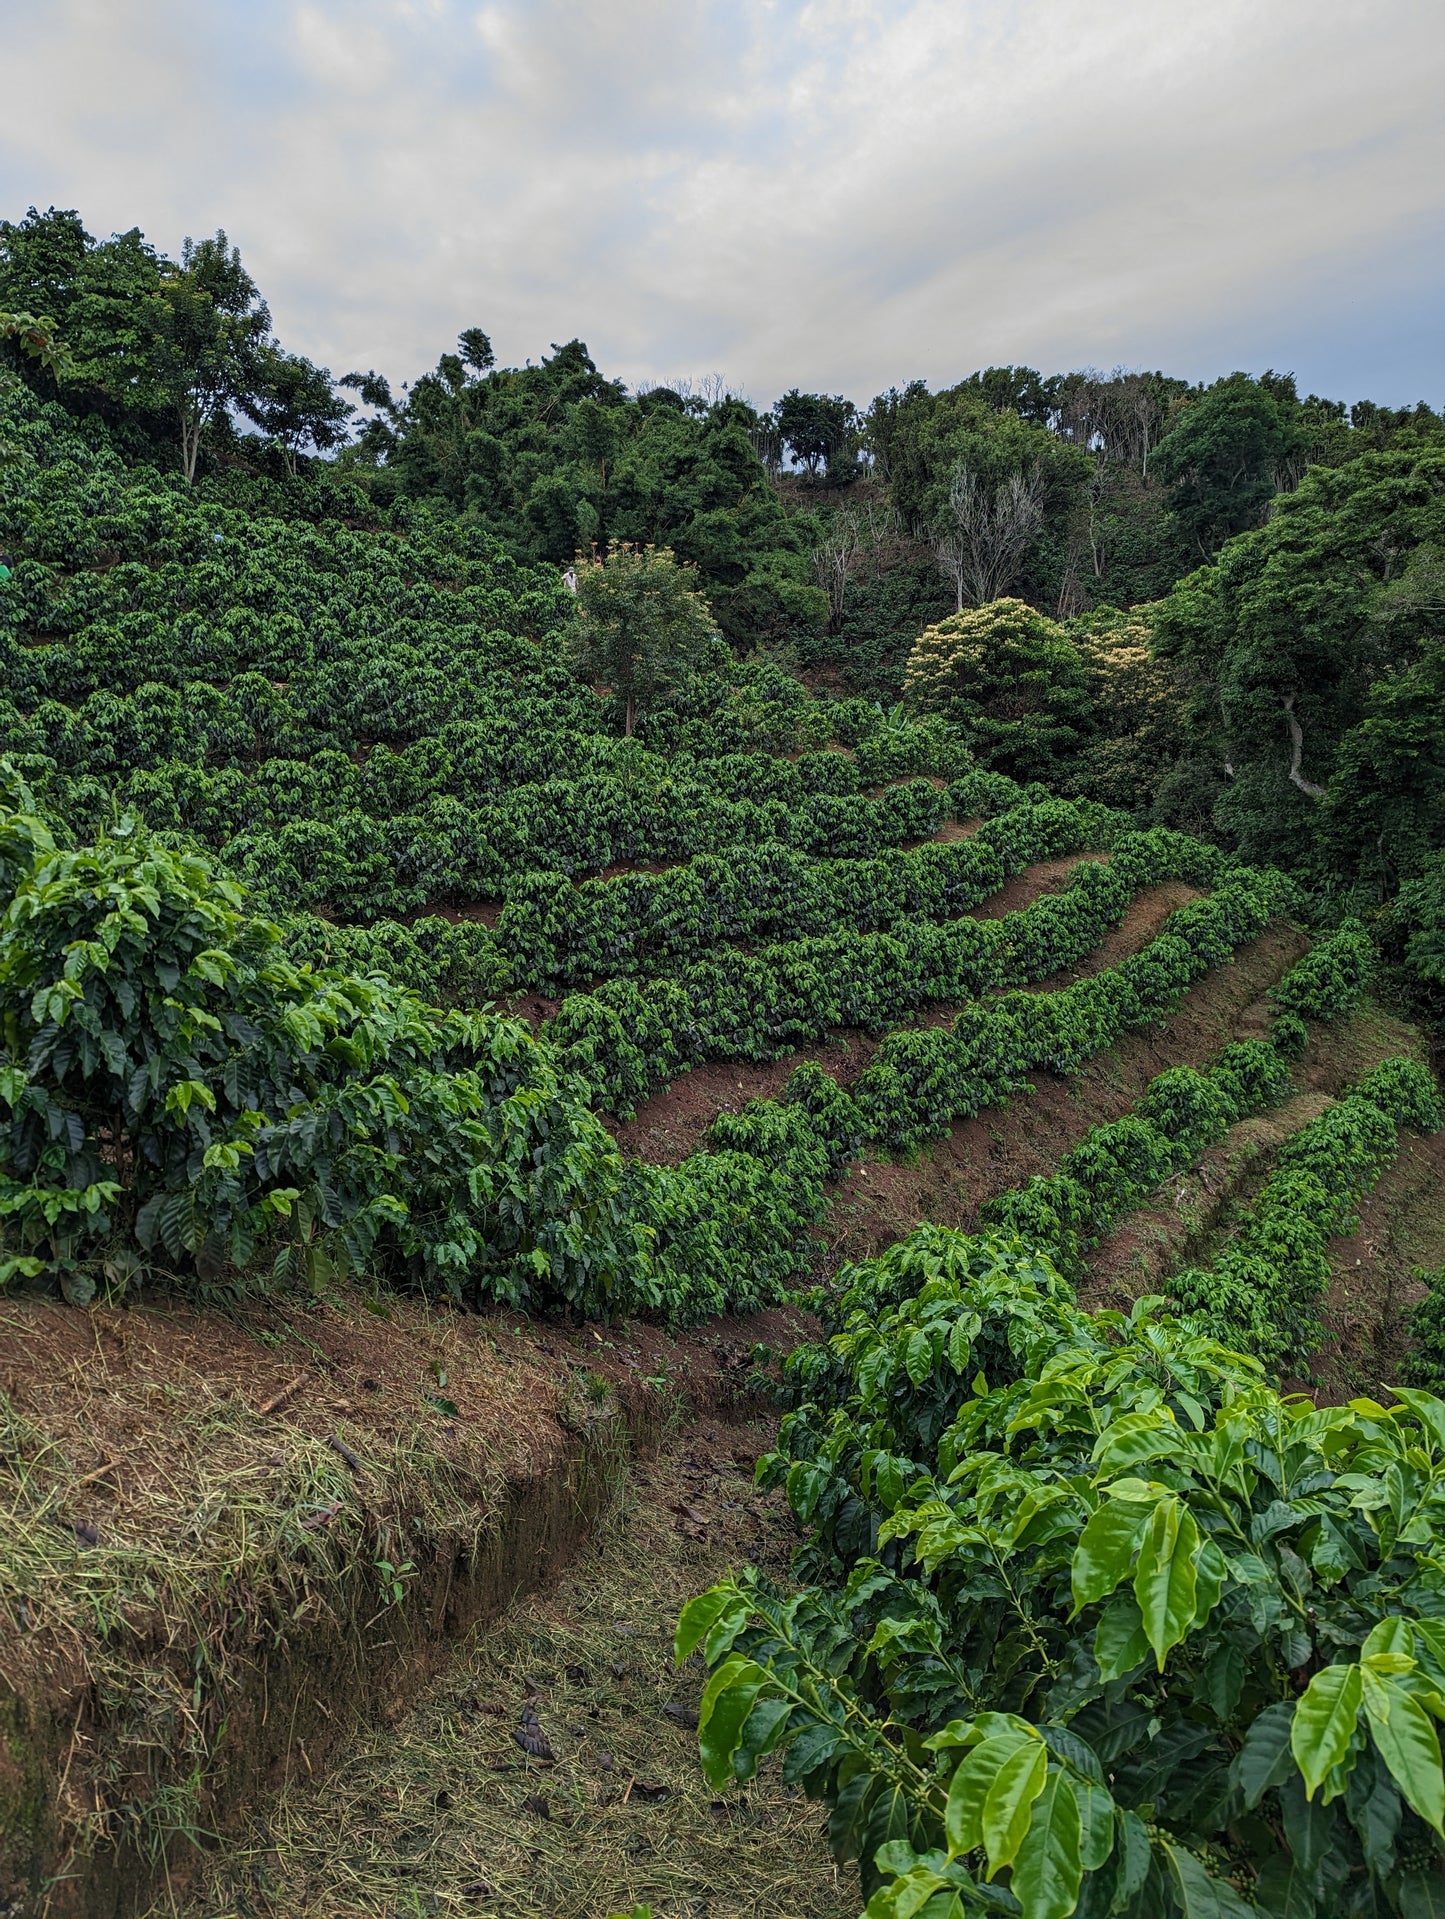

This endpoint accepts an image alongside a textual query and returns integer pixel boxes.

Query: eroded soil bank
[0,1290,809,1917]
[172,1421,844,1919]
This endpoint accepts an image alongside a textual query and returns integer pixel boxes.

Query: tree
[244,347,353,475]
[903,597,1091,779]
[1151,371,1304,558]
[867,380,1090,615]
[774,390,859,481]
[1062,607,1189,812]
[146,231,271,483]
[934,459,1045,609]
[1153,444,1445,875]
[0,310,72,379]
[570,542,720,736]
[810,496,903,630]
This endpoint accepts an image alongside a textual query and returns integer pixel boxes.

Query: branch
[1282,696,1326,799]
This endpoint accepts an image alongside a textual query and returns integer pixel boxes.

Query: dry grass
[0,1375,508,1867]
[178,1421,849,1919]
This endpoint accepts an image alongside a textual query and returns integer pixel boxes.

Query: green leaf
[1398,1869,1445,1919]
[1093,1592,1150,1683]
[1203,1642,1246,1723]
[1291,1663,1362,1800]
[1361,1668,1445,1838]
[675,1586,738,1664]
[904,1327,933,1387]
[945,1732,1032,1856]
[1391,1387,1445,1454]
[734,1696,792,1780]
[697,1655,770,1791]
[1068,1775,1115,1873]
[1113,1809,1152,1908]
[1233,1701,1297,1810]
[1010,1769,1083,1919]
[1132,1495,1200,1670]
[980,1737,1048,1879]
[1192,1536,1228,1628]
[1362,1615,1416,1664]
[1161,1839,1258,1917]
[1071,1499,1151,1615]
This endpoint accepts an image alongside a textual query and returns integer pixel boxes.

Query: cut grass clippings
[179,1420,847,1919]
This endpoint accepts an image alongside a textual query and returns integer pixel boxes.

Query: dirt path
[1078,1002,1429,1319]
[821,920,1308,1266]
[0,1291,813,1916]
[1316,1125,1445,1401]
[609,858,1167,1167]
[171,1422,844,1919]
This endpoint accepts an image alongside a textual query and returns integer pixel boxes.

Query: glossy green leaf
[1071,1498,1152,1614]
[980,1737,1048,1878]
[696,1655,770,1790]
[1233,1701,1298,1810]
[944,1732,1032,1857]
[1133,1496,1200,1670]
[1093,1591,1151,1683]
[1291,1663,1362,1800]
[1398,1868,1445,1919]
[1362,1668,1445,1838]
[1009,1769,1083,1919]
[1161,1839,1258,1917]
[674,1585,737,1664]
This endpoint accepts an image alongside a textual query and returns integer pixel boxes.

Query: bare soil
[609,852,1140,1166]
[821,920,1308,1266]
[1080,1002,1426,1312]
[1317,1123,1445,1402]
[0,1291,812,1917]
[174,1422,844,1919]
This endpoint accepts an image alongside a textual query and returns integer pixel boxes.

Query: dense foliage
[8,194,1445,1919]
[686,1234,1445,1917]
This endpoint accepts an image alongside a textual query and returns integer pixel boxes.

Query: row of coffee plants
[0,765,821,1320]
[981,920,1378,1280]
[0,764,1290,1323]
[0,374,958,791]
[271,773,1050,1004]
[683,1228,1445,1917]
[11,747,966,919]
[1169,1056,1442,1368]
[557,854,1283,1126]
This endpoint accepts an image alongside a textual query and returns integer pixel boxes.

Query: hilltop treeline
[3,201,1444,942]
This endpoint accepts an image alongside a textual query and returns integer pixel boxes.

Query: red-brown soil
[610,870,1200,1170]
[1078,1002,1429,1316]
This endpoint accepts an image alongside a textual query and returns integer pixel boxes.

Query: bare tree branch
[1282,696,1326,799]
[935,461,1045,609]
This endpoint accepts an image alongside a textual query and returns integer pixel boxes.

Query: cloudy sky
[2,0,1442,410]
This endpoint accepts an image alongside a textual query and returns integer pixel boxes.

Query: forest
[2,202,1445,1919]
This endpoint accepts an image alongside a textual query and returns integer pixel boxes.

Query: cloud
[1,0,1441,407]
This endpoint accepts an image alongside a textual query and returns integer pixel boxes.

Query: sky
[2,0,1442,411]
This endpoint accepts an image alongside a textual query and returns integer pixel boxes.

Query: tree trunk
[1282,696,1326,799]
[625,690,635,738]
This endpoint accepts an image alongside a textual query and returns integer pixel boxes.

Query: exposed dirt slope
[611,861,1186,1167]
[823,921,1309,1265]
[1080,1003,1425,1312]
[1319,1125,1445,1401]
[0,1292,810,1917]
[175,1423,841,1919]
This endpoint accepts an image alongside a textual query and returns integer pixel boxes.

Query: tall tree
[146,231,271,483]
[570,542,720,736]
[774,390,859,481]
[934,460,1046,610]
[1151,372,1303,559]
[244,347,353,475]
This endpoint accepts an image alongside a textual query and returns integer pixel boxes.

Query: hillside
[2,307,1445,1919]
